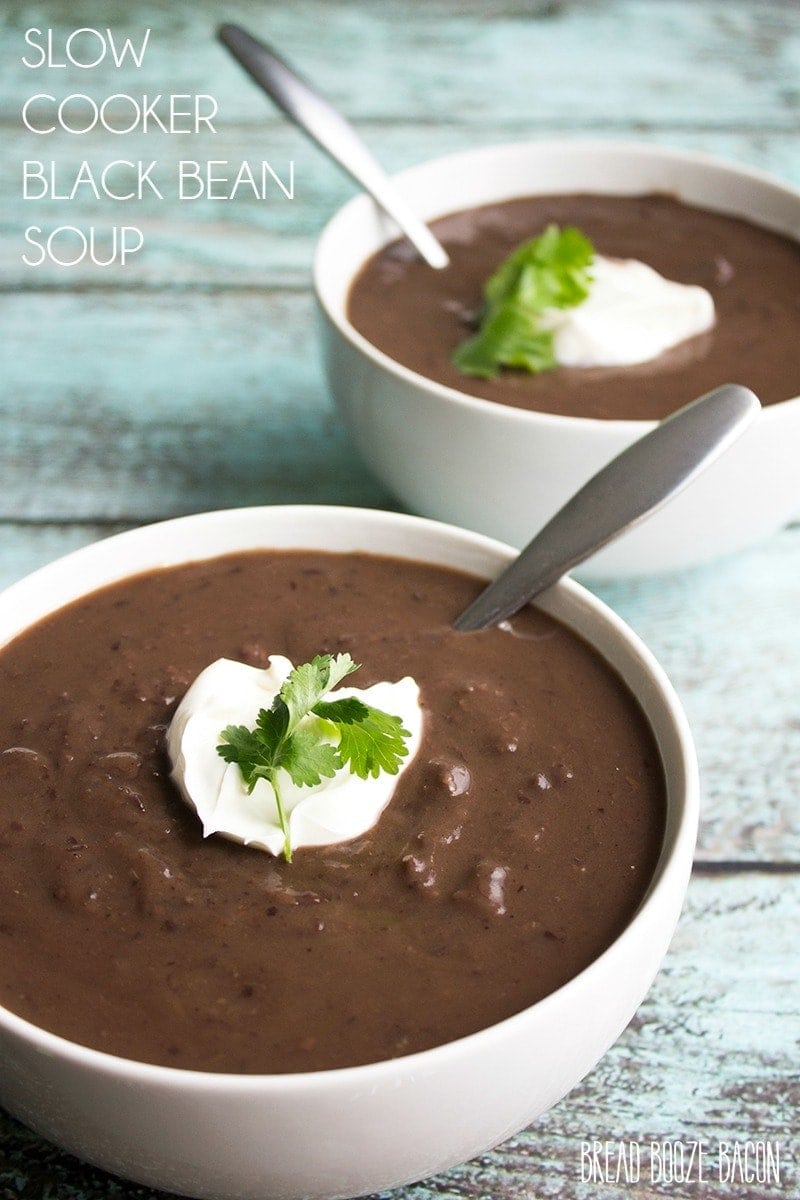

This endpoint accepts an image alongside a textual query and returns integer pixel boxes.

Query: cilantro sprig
[452,224,595,379]
[216,653,411,861]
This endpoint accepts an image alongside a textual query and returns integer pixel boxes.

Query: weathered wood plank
[0,289,395,521]
[0,522,135,589]
[2,871,798,1199]
[4,125,800,289]
[1,2,797,1198]
[4,0,797,286]
[1,0,798,131]
[592,528,800,863]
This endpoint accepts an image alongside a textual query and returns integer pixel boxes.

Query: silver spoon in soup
[218,23,449,270]
[455,383,760,631]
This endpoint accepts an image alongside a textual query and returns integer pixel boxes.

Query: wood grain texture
[593,526,800,864]
[2,0,799,129]
[4,126,800,288]
[1,0,799,1196]
[3,0,799,287]
[0,289,394,520]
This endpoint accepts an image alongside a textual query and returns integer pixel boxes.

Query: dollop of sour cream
[543,255,715,367]
[167,656,423,856]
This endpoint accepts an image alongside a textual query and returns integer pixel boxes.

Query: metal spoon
[454,383,760,632]
[217,23,450,270]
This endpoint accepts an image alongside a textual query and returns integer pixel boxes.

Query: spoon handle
[454,383,760,632]
[218,24,449,270]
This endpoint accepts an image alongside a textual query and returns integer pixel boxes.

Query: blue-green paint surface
[1,2,798,1197]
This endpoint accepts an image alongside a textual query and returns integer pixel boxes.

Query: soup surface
[0,551,665,1072]
[348,193,800,419]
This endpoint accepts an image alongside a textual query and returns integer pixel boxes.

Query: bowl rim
[0,504,699,1093]
[313,136,800,431]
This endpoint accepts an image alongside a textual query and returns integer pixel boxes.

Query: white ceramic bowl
[0,505,698,1199]
[314,140,800,575]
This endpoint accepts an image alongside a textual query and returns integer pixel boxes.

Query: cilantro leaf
[312,695,370,725]
[255,700,289,748]
[453,302,556,378]
[217,723,275,792]
[314,697,410,779]
[452,224,595,379]
[280,728,340,788]
[279,652,357,732]
[216,655,412,861]
[337,709,410,779]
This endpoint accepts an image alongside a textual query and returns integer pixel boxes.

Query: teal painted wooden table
[1,2,799,1197]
